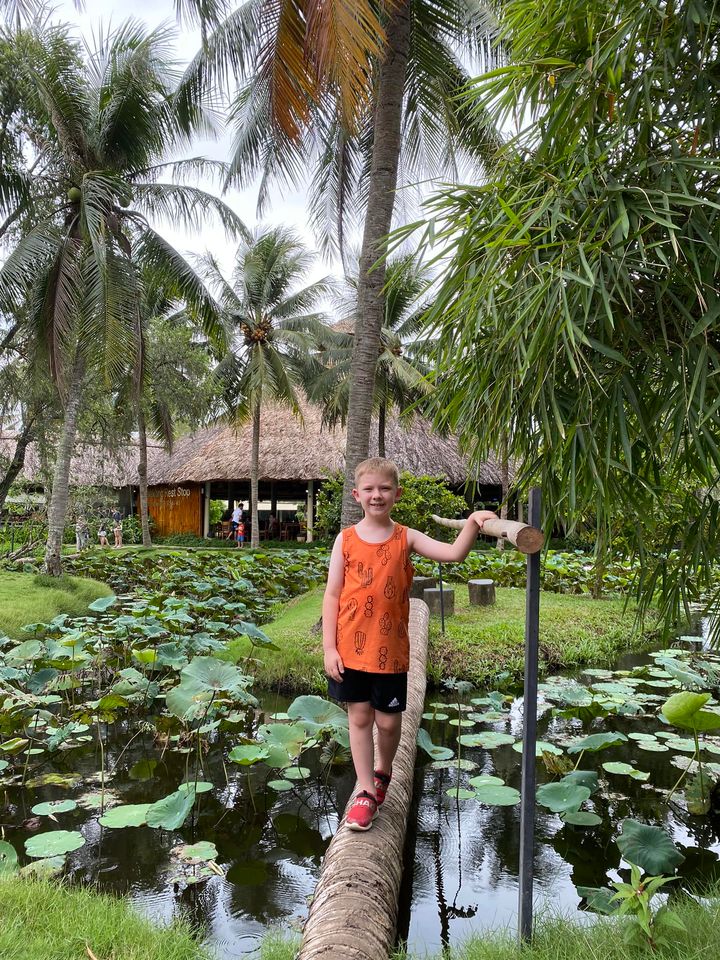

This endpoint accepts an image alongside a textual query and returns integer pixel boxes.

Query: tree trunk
[497,443,509,550]
[378,402,386,458]
[340,0,411,527]
[136,402,152,547]
[0,412,36,513]
[250,400,260,548]
[43,353,85,576]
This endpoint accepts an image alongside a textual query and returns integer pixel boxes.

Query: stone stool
[468,578,496,606]
[410,575,437,600]
[424,586,455,618]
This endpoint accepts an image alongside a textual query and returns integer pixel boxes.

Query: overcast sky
[52,0,337,284]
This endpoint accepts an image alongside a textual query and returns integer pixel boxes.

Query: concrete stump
[468,578,496,606]
[410,575,436,600]
[424,586,455,618]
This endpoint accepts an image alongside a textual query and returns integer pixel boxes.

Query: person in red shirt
[323,457,496,831]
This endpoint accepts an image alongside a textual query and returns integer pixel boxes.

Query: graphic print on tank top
[335,524,414,673]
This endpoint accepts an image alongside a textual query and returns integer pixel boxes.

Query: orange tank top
[336,523,414,674]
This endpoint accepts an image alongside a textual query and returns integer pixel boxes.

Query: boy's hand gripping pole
[430,514,544,554]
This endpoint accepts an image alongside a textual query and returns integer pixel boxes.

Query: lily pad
[422,712,449,721]
[637,741,669,752]
[417,728,454,761]
[25,830,85,858]
[536,782,591,813]
[468,775,505,788]
[561,770,599,793]
[282,766,311,781]
[177,781,213,795]
[602,762,650,781]
[88,595,117,612]
[177,841,218,862]
[430,758,476,771]
[458,732,515,749]
[287,695,347,732]
[627,733,658,741]
[446,787,476,799]
[448,718,474,728]
[561,810,602,827]
[474,784,521,806]
[0,840,18,875]
[512,740,563,756]
[99,803,152,828]
[268,779,294,791]
[567,732,628,754]
[617,819,685,874]
[228,744,271,766]
[31,799,78,816]
[19,856,65,878]
[146,789,195,830]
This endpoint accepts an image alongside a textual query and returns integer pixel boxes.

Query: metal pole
[518,487,541,943]
[438,561,445,633]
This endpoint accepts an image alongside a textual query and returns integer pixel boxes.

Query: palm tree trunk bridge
[299,514,545,958]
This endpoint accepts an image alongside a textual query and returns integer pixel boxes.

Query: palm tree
[175,0,502,525]
[199,226,334,548]
[412,0,720,630]
[309,253,433,456]
[0,20,244,574]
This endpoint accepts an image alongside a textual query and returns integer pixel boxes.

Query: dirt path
[298,599,430,959]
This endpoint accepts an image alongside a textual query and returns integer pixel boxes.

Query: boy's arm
[322,533,345,682]
[407,510,498,563]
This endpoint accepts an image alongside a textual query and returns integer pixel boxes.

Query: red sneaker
[346,790,378,831]
[373,769,392,806]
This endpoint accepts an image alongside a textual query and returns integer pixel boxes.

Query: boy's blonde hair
[354,457,400,486]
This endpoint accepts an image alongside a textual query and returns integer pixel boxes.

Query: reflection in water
[3,639,720,958]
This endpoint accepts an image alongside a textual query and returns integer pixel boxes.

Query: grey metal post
[438,562,445,633]
[518,487,542,942]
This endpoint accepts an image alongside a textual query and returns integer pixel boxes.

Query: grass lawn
[0,571,113,638]
[219,584,653,693]
[258,892,720,960]
[0,878,209,960]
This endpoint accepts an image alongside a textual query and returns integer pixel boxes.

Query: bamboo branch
[431,514,544,555]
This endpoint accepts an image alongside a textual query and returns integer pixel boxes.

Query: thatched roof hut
[145,400,505,486]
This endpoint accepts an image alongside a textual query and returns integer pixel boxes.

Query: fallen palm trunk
[298,599,429,960]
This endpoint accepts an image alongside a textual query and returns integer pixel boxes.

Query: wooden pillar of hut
[270,481,277,516]
[306,479,314,542]
[202,481,211,538]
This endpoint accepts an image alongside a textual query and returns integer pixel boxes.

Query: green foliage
[407,0,720,637]
[610,863,686,950]
[315,471,467,538]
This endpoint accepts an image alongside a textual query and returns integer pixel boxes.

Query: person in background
[75,515,90,551]
[267,514,279,540]
[230,502,242,539]
[98,523,109,547]
[112,508,123,548]
[236,519,246,547]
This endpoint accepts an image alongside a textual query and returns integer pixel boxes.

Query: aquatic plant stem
[97,716,106,811]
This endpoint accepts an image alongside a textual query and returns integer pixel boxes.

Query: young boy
[236,520,246,547]
[323,457,497,831]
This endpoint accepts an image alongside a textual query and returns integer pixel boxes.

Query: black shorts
[328,667,407,713]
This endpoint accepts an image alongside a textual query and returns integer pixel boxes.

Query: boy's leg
[374,710,402,777]
[346,701,376,797]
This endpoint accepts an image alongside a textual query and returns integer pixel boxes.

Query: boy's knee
[348,702,375,728]
[375,710,402,733]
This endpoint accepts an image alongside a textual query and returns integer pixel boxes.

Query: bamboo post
[430,514,544,554]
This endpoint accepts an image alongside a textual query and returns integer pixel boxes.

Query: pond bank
[0,571,113,639]
[261,891,720,960]
[0,877,210,960]
[220,585,656,692]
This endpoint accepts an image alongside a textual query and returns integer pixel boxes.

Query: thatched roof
[0,433,160,489]
[146,400,507,486]
[1,403,509,489]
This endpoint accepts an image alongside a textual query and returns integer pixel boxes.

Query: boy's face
[352,471,401,518]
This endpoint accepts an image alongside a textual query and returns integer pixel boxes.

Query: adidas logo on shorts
[387,697,400,708]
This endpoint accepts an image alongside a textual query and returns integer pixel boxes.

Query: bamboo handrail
[431,514,545,554]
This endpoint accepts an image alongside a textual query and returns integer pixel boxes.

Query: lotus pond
[1,551,719,957]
